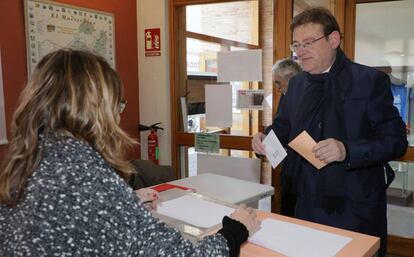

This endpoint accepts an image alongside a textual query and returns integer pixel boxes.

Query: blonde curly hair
[0,49,136,206]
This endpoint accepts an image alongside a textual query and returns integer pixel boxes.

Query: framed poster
[24,0,115,74]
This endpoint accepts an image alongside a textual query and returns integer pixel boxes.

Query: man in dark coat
[252,7,407,257]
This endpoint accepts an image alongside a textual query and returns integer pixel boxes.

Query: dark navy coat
[270,54,407,257]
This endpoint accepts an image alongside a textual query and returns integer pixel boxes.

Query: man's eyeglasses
[119,99,127,113]
[290,33,330,53]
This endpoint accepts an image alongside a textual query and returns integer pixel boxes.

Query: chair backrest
[129,159,175,189]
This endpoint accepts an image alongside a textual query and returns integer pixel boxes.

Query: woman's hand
[230,204,261,236]
[134,188,160,211]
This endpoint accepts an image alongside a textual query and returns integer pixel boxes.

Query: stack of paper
[156,195,234,228]
[249,218,352,257]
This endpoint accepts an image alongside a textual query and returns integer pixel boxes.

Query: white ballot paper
[262,130,287,168]
[249,218,352,257]
[205,84,232,127]
[217,49,262,82]
[156,195,235,228]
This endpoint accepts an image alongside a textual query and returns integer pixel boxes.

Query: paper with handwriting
[262,130,287,168]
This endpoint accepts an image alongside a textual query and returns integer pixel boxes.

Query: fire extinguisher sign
[145,28,161,57]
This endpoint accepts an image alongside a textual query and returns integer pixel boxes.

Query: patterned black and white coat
[0,135,231,257]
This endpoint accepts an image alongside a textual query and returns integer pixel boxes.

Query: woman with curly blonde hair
[0,49,259,257]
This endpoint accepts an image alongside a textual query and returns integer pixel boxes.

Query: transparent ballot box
[153,189,237,242]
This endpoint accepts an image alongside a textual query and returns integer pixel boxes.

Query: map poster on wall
[24,0,115,74]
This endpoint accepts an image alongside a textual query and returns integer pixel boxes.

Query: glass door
[354,1,414,256]
[170,0,275,204]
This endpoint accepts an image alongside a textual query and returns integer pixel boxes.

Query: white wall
[137,0,171,165]
[354,32,384,67]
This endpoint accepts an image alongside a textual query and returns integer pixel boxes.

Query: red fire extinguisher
[139,122,163,164]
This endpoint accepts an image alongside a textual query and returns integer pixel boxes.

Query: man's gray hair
[272,58,302,80]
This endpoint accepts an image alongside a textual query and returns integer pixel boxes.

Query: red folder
[151,183,195,193]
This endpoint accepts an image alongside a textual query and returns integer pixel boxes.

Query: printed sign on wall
[145,28,161,57]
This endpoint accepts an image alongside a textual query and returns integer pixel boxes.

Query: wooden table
[240,211,379,257]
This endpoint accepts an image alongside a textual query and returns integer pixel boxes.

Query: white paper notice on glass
[205,84,232,127]
[265,93,273,108]
[262,130,287,168]
[217,49,262,82]
[156,195,235,228]
[236,89,265,110]
[249,218,352,257]
[0,48,8,145]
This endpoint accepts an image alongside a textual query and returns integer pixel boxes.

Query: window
[355,1,414,253]
[171,0,274,184]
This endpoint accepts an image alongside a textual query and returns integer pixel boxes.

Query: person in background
[0,49,260,257]
[252,7,407,257]
[252,58,302,217]
[272,58,302,95]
